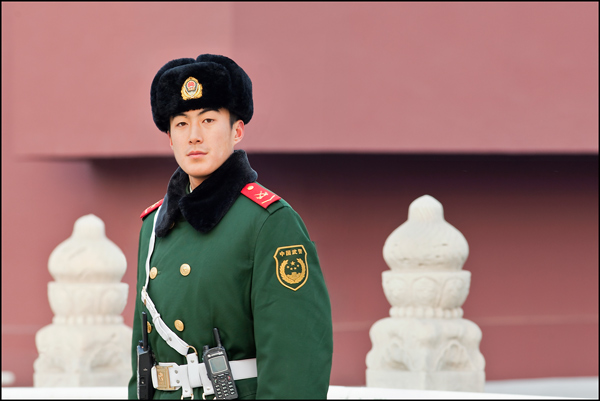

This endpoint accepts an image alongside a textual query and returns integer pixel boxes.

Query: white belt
[151,354,257,398]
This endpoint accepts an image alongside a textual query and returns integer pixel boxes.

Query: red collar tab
[241,183,281,208]
[140,198,164,219]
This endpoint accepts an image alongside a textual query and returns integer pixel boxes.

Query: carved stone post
[366,195,485,391]
[34,215,132,387]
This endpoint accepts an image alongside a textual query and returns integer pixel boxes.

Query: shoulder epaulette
[140,198,164,219]
[241,183,281,209]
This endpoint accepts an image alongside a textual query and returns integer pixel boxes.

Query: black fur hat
[150,54,253,133]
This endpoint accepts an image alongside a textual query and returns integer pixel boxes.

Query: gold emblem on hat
[274,245,309,291]
[181,77,202,100]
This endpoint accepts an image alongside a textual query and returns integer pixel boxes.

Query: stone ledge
[0,385,576,399]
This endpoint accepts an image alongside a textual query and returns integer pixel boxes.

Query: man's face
[168,108,244,190]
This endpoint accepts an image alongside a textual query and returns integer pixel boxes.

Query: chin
[187,167,215,180]
[180,160,209,174]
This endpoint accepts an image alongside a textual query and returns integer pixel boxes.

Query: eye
[203,118,215,124]
[175,121,187,127]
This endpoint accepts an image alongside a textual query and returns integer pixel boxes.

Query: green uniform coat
[128,151,333,399]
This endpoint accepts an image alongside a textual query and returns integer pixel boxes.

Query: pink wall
[2,2,598,389]
[3,2,598,157]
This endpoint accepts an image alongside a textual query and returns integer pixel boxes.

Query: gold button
[149,267,158,279]
[174,320,184,332]
[247,185,254,190]
[147,321,152,334]
[180,263,191,276]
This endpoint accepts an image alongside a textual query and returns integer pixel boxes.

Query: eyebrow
[172,108,220,119]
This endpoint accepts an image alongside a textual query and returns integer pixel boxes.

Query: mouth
[187,150,207,158]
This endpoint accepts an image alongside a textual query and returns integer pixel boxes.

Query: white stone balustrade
[33,215,132,387]
[366,195,485,392]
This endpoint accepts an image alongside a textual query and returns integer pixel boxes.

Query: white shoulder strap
[140,206,192,356]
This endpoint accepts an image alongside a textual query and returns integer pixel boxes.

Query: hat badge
[181,77,202,100]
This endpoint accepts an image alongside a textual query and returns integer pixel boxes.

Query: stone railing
[28,198,485,393]
[366,195,485,392]
[33,215,132,387]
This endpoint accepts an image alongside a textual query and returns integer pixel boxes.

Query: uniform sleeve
[128,293,142,399]
[251,206,333,399]
[128,225,147,399]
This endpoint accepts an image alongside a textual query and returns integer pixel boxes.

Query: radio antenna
[213,327,222,347]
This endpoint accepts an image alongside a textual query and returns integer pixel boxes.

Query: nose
[189,122,203,144]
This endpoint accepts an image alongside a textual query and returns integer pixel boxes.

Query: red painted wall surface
[3,2,598,157]
[2,2,598,389]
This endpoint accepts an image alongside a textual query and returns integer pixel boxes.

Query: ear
[167,131,173,148]
[233,120,245,145]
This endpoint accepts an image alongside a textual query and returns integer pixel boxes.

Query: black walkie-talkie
[137,311,155,400]
[202,328,238,400]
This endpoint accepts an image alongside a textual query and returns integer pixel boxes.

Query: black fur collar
[155,150,258,237]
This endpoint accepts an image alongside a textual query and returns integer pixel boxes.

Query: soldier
[127,54,333,399]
